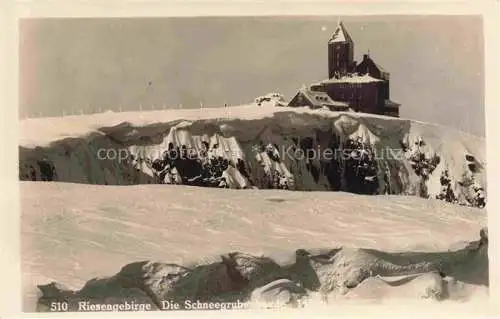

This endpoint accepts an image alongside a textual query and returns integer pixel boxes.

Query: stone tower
[328,21,355,78]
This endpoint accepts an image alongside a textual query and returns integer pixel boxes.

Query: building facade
[289,21,400,117]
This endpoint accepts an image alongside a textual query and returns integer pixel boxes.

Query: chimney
[363,54,369,61]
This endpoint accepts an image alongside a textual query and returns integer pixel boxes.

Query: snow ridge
[19,107,486,208]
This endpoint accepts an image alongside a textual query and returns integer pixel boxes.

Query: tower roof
[329,21,353,44]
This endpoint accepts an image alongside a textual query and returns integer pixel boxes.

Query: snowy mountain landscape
[20,101,489,312]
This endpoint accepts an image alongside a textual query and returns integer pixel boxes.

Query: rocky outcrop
[36,228,488,311]
[19,111,487,208]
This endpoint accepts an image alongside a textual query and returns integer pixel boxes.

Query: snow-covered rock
[19,105,486,207]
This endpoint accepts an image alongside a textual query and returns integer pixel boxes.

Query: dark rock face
[337,137,379,195]
[20,160,58,182]
[148,142,237,188]
[36,228,488,312]
[37,158,57,181]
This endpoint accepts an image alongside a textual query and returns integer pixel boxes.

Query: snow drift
[35,226,488,311]
[19,103,487,207]
[22,182,487,311]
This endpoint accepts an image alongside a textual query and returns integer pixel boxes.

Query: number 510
[50,301,69,312]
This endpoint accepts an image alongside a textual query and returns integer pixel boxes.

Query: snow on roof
[310,82,324,88]
[327,100,349,107]
[385,100,400,108]
[296,88,350,110]
[328,21,353,44]
[298,88,332,105]
[320,74,383,84]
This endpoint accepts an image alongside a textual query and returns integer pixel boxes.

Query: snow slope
[19,103,487,207]
[22,182,487,312]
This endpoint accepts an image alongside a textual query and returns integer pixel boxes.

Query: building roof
[374,61,388,74]
[356,54,390,79]
[384,100,400,108]
[297,87,349,109]
[328,21,353,44]
[320,73,383,84]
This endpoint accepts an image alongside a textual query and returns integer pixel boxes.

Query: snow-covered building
[288,86,350,111]
[288,21,400,117]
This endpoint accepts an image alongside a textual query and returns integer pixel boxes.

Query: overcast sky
[19,16,484,136]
